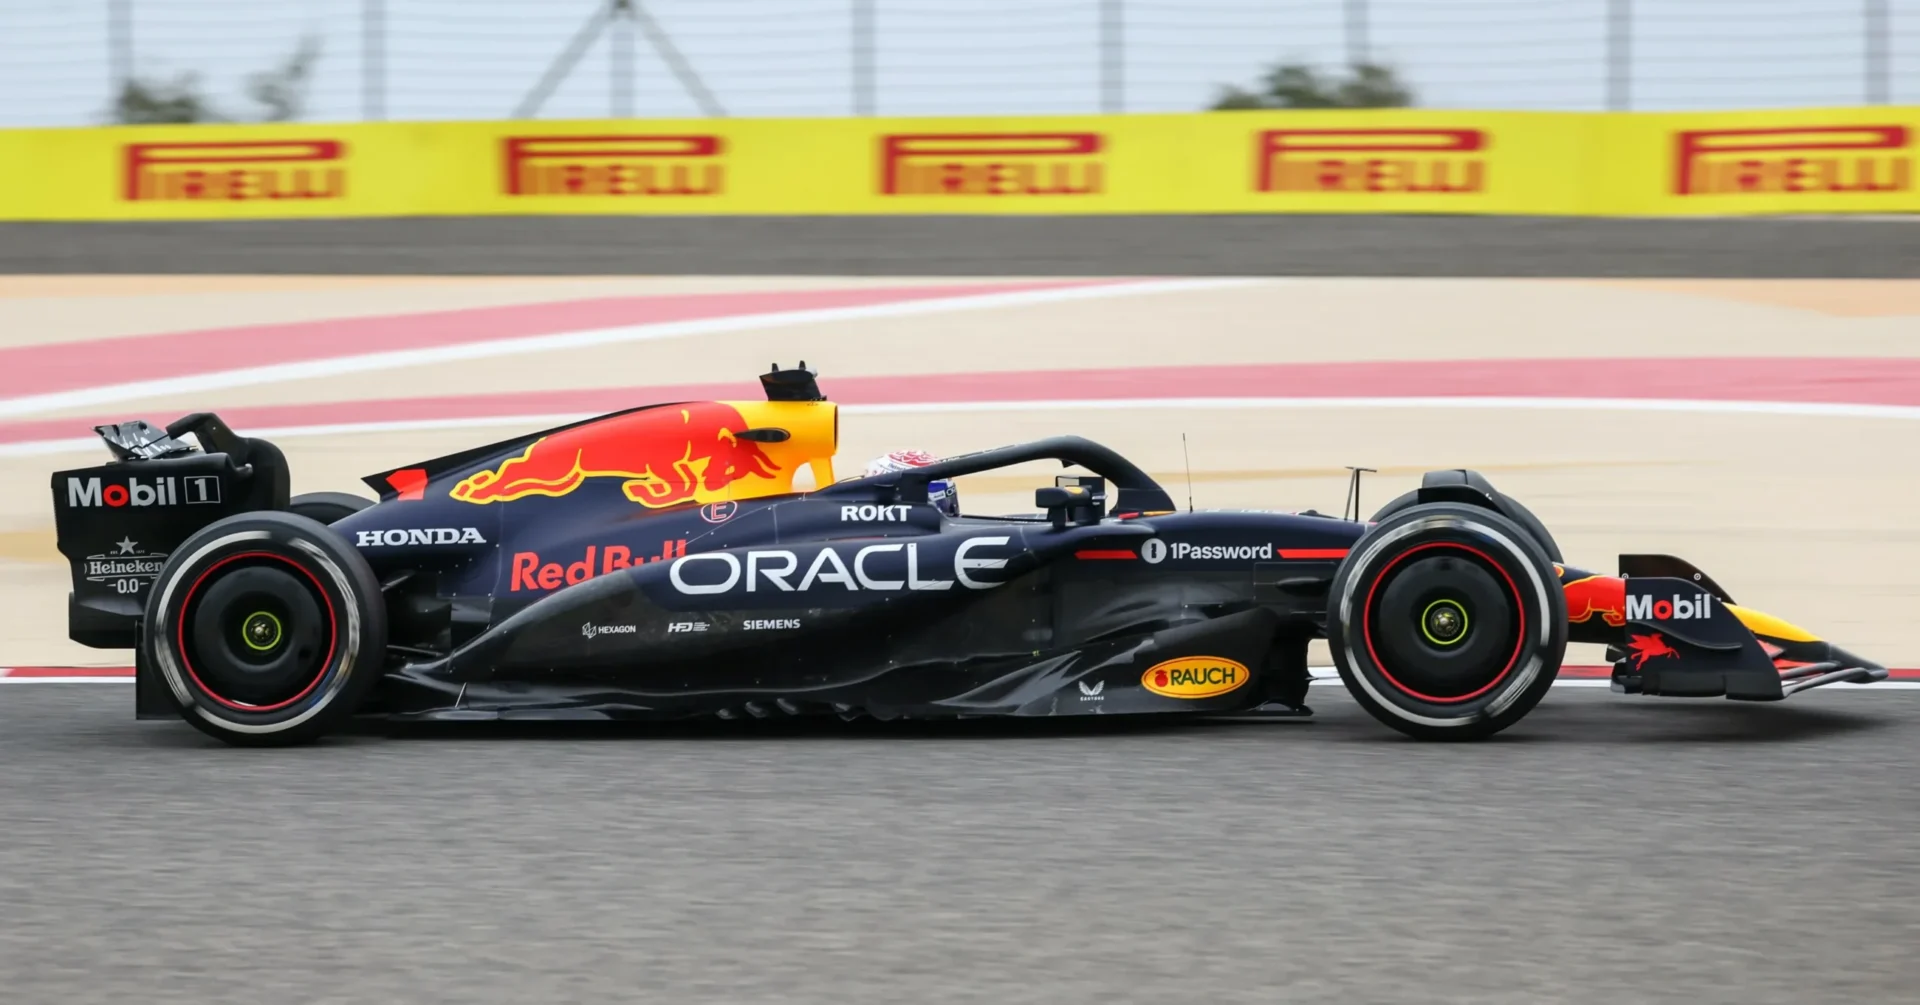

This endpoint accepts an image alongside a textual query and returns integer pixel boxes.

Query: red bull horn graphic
[451,402,781,507]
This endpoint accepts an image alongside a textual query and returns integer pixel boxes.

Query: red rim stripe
[175,551,339,713]
[1360,541,1528,705]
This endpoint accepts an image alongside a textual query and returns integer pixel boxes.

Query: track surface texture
[2,686,1917,1005]
[5,215,1920,276]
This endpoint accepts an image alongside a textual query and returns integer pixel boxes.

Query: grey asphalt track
[4,215,1920,276]
[2,684,1916,1005]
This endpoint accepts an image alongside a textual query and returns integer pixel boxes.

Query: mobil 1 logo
[63,474,221,509]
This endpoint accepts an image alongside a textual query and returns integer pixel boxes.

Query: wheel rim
[1361,542,1526,704]
[178,552,338,713]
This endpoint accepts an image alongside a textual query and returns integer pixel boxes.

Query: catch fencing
[4,1,1917,128]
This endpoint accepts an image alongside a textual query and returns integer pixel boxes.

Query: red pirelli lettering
[1672,126,1911,196]
[1255,129,1487,195]
[123,140,346,202]
[879,132,1105,196]
[501,134,725,197]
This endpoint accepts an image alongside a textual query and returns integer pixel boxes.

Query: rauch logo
[879,133,1104,197]
[1255,129,1487,195]
[502,135,724,198]
[124,140,346,203]
[1140,656,1251,699]
[1673,126,1911,196]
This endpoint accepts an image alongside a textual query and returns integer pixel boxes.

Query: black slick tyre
[142,511,387,747]
[1328,502,1567,741]
[288,491,373,525]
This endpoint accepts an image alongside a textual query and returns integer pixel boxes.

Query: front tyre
[1328,502,1567,741]
[142,511,387,747]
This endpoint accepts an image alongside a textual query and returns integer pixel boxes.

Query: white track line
[0,278,1255,420]
[8,394,1920,459]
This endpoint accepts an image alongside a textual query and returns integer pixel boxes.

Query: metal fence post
[1607,0,1631,111]
[853,0,875,116]
[1865,0,1890,104]
[1099,0,1123,113]
[363,0,386,121]
[108,0,133,104]
[1345,0,1370,67]
[612,0,635,117]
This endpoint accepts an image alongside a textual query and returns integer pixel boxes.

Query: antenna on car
[1344,466,1377,522]
[1181,433,1195,513]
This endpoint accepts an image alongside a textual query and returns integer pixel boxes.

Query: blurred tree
[246,35,323,122]
[107,35,322,125]
[1211,61,1416,109]
[111,72,223,124]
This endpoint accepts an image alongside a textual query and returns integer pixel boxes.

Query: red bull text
[509,539,688,592]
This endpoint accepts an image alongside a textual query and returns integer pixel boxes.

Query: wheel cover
[177,551,339,713]
[1361,542,1527,704]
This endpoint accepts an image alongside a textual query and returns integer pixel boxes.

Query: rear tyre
[1328,502,1567,741]
[288,491,373,525]
[142,511,387,747]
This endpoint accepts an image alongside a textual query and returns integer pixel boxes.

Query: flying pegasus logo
[1626,632,1680,670]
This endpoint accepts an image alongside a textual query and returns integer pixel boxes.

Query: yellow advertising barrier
[0,107,1913,221]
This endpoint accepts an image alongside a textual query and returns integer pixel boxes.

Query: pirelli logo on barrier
[879,132,1105,197]
[123,140,346,202]
[1672,126,1912,196]
[1255,129,1487,195]
[502,134,724,197]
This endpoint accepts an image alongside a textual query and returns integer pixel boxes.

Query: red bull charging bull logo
[1561,573,1628,627]
[451,402,780,507]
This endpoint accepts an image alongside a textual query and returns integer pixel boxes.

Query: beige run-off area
[2,275,1916,670]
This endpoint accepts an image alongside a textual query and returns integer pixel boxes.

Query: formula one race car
[50,364,1890,746]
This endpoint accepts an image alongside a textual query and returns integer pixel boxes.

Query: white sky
[2,0,1916,127]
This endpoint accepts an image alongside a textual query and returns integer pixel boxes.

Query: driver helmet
[865,449,959,517]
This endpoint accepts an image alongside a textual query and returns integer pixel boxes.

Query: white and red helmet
[864,450,958,516]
